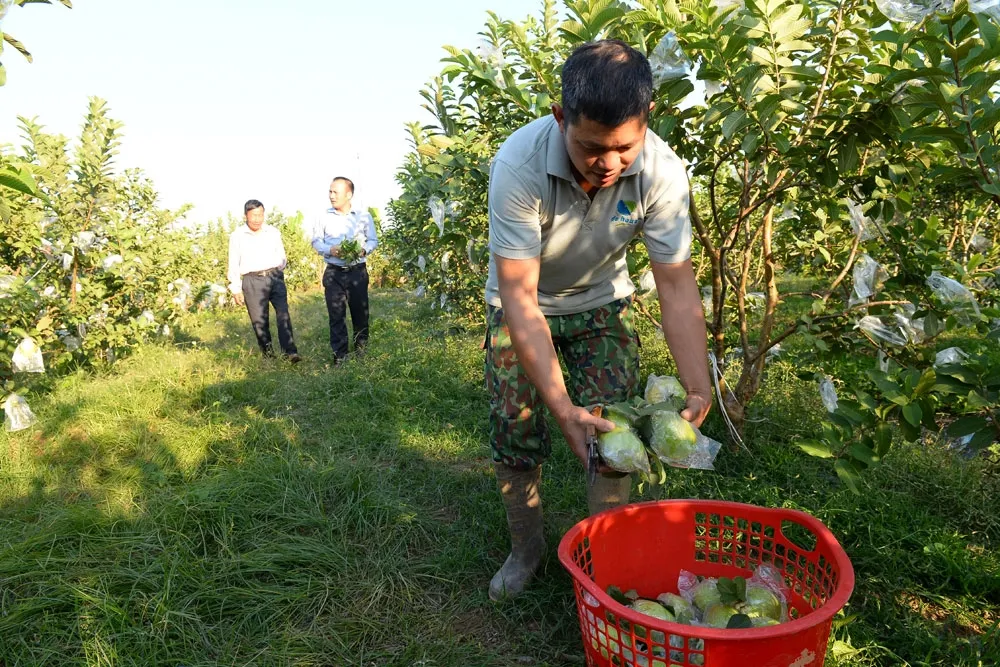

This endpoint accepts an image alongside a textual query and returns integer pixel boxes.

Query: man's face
[553,105,648,189]
[329,180,352,211]
[245,206,265,231]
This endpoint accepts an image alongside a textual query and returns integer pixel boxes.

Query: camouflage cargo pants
[484,297,641,470]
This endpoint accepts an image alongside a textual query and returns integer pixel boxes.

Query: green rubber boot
[488,463,546,601]
[587,471,631,516]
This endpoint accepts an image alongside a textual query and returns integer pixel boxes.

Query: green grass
[1,288,997,665]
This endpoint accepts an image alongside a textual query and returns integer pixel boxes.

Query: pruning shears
[586,405,602,484]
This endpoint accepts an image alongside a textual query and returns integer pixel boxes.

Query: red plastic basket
[557,500,854,667]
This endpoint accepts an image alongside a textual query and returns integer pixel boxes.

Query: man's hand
[553,404,617,470]
[328,245,341,258]
[232,293,245,307]
[680,391,712,428]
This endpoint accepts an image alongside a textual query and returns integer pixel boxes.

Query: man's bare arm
[495,255,614,466]
[651,258,712,427]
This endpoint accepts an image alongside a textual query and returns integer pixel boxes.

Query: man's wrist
[548,395,576,423]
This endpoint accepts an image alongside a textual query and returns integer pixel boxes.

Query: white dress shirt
[227,224,288,294]
[311,208,379,268]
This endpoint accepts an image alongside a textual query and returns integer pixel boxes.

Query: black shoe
[287,353,302,364]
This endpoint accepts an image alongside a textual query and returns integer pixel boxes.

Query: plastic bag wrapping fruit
[847,199,876,241]
[596,399,722,473]
[818,376,839,413]
[649,31,691,85]
[678,565,789,628]
[935,346,969,367]
[971,0,1000,19]
[894,303,926,344]
[428,196,445,236]
[638,269,656,295]
[851,254,887,302]
[12,337,45,373]
[644,374,686,410]
[701,285,713,318]
[926,271,981,324]
[3,394,37,432]
[597,426,651,474]
[856,315,907,346]
[643,409,723,470]
[875,0,950,22]
[711,0,744,15]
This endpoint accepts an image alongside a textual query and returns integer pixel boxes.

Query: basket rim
[556,499,855,641]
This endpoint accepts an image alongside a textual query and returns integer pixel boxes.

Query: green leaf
[874,423,893,456]
[978,12,999,48]
[727,613,754,629]
[966,391,992,409]
[834,459,863,495]
[902,403,923,427]
[835,403,864,426]
[607,585,631,606]
[939,82,968,103]
[913,368,937,397]
[848,443,880,467]
[923,311,943,337]
[2,32,32,62]
[0,168,38,196]
[967,428,998,452]
[938,364,980,385]
[722,109,748,140]
[946,415,989,437]
[800,436,836,458]
[855,391,877,410]
[872,30,903,44]
[716,576,746,605]
[773,133,790,153]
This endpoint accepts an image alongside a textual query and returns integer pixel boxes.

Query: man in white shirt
[311,177,379,363]
[227,199,300,362]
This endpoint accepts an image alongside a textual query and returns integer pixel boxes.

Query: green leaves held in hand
[339,239,363,264]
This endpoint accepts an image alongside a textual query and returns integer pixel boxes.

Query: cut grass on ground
[1,288,997,666]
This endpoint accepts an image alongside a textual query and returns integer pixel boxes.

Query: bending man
[484,40,712,600]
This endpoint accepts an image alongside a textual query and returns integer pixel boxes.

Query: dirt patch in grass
[898,591,995,638]
[453,606,513,652]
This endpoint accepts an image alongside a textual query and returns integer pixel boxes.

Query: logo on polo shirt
[611,199,640,226]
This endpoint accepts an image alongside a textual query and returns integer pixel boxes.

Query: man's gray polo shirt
[485,114,692,316]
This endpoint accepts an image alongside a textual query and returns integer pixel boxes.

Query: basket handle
[781,518,819,553]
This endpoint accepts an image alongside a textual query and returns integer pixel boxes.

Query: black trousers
[322,263,369,359]
[241,271,297,356]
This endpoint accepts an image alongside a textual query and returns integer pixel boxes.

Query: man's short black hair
[244,199,264,214]
[561,39,653,127]
[332,177,355,195]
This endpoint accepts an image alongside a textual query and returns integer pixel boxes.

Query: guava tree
[0,0,72,221]
[385,0,999,485]
[1,100,266,394]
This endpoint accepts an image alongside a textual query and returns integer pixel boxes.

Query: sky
[0,0,547,227]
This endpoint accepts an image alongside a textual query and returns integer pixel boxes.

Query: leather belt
[243,267,281,278]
